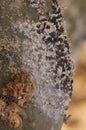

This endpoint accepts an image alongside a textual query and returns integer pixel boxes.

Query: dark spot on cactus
[36,24,40,28]
[71,80,73,84]
[58,37,63,42]
[55,8,61,14]
[49,31,56,37]
[50,16,56,23]
[40,18,47,22]
[52,0,57,4]
[59,26,64,33]
[37,30,41,34]
[61,74,65,78]
[46,56,56,60]
[45,37,52,43]
[46,25,50,29]
[57,14,63,19]
[52,5,57,11]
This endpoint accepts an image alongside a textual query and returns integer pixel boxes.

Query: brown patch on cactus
[0,99,6,115]
[2,71,37,105]
[6,113,22,128]
[0,70,37,128]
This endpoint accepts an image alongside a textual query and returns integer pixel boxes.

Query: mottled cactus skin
[15,0,74,128]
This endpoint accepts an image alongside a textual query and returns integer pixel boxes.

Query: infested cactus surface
[0,0,74,130]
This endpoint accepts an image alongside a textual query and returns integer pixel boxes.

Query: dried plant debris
[0,71,36,128]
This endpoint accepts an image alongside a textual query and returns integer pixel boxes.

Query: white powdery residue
[13,18,72,123]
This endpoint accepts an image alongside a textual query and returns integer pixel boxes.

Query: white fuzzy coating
[13,0,74,123]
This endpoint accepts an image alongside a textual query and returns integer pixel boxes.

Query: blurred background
[60,0,86,130]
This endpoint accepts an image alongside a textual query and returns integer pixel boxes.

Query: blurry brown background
[60,0,86,130]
